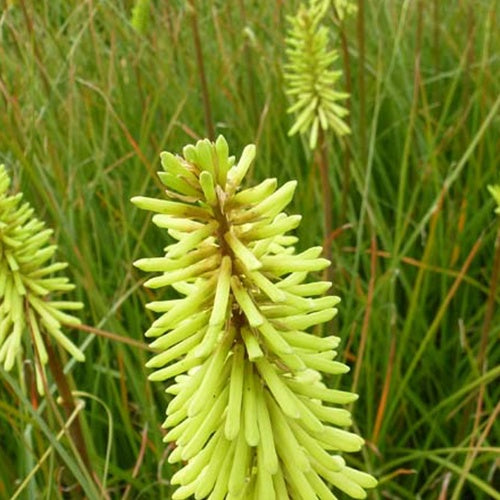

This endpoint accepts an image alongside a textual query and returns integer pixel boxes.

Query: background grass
[0,0,499,498]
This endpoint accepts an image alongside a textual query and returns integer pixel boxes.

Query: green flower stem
[318,126,334,280]
[356,0,367,164]
[187,0,215,140]
[44,338,92,474]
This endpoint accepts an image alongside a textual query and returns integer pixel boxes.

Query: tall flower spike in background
[0,165,84,393]
[130,0,150,34]
[285,1,350,149]
[328,0,358,21]
[133,136,377,499]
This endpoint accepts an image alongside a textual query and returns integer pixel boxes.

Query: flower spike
[0,165,84,393]
[285,1,351,149]
[133,137,377,498]
[487,184,500,215]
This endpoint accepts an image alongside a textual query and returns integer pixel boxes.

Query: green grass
[0,0,499,498]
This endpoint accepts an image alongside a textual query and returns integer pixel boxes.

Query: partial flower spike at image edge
[132,136,377,499]
[0,165,84,394]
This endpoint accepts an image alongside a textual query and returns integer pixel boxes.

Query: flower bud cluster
[0,165,84,393]
[133,136,376,498]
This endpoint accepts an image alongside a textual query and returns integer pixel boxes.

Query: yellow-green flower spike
[333,0,358,20]
[133,136,377,499]
[285,1,350,149]
[130,0,150,34]
[487,184,500,215]
[312,0,358,21]
[0,165,84,393]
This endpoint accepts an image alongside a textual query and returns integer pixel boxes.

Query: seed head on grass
[284,1,350,149]
[0,165,84,393]
[133,136,377,498]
